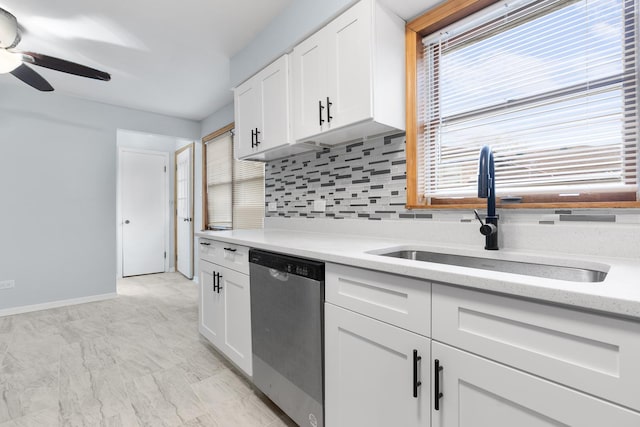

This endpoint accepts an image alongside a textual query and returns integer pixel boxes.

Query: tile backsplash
[265,133,423,220]
[264,132,640,224]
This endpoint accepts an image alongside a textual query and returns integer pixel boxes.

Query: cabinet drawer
[198,239,249,275]
[326,263,431,337]
[432,284,640,411]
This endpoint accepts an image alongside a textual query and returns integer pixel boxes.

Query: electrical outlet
[0,280,15,290]
[268,202,278,212]
[313,199,326,212]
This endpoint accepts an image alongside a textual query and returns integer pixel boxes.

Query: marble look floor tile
[0,334,10,360]
[59,338,118,373]
[108,334,181,379]
[1,335,64,374]
[180,414,218,427]
[190,368,253,411]
[206,394,278,427]
[172,342,227,384]
[58,317,108,345]
[126,367,206,427]
[0,365,59,423]
[0,408,59,427]
[0,318,14,335]
[58,363,138,427]
[0,273,291,426]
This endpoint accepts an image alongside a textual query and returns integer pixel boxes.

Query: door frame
[117,147,171,278]
[174,143,195,278]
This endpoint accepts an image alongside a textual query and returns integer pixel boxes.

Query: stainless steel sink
[378,250,607,283]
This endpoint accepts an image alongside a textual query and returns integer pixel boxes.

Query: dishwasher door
[250,251,324,427]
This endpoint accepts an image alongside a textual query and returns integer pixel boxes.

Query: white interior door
[176,145,193,279]
[121,149,167,277]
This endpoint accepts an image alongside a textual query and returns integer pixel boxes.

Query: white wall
[0,82,199,311]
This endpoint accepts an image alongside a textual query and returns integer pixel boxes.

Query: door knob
[124,220,130,224]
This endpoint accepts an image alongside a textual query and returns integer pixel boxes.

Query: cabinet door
[258,55,290,152]
[199,262,224,348]
[432,342,640,427]
[325,303,430,427]
[218,265,252,376]
[292,29,328,141]
[325,0,372,131]
[234,79,261,159]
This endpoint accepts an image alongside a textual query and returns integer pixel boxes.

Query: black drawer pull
[223,247,237,252]
[434,359,444,410]
[200,242,211,246]
[413,350,422,398]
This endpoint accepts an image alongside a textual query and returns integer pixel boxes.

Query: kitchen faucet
[474,145,499,250]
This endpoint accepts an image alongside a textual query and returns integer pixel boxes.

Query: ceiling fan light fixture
[0,49,21,73]
[0,8,19,48]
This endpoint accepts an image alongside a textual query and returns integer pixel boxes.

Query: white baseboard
[169,267,176,273]
[193,276,200,285]
[0,292,117,318]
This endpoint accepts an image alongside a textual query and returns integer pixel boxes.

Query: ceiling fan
[0,7,110,91]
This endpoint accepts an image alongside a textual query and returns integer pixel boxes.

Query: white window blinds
[420,0,639,200]
[206,133,233,229]
[233,158,265,230]
[205,132,265,230]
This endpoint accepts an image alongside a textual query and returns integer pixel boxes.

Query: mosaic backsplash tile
[265,133,430,220]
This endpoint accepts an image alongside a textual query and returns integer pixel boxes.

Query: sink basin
[377,250,608,283]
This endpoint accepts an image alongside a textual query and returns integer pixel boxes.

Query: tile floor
[0,273,296,427]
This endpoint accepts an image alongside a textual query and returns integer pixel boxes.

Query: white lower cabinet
[218,266,252,374]
[325,303,430,427]
[432,341,640,427]
[323,264,640,427]
[198,244,252,376]
[200,262,224,345]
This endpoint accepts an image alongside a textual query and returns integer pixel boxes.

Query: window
[202,124,265,230]
[406,0,639,208]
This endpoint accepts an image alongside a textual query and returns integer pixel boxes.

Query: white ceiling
[0,0,293,120]
[0,0,436,122]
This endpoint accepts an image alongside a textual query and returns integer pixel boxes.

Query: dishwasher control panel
[249,249,324,281]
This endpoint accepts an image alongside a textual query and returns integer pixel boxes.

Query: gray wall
[229,0,356,87]
[0,82,199,311]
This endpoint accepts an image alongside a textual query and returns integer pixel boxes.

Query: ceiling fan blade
[22,51,111,81]
[10,63,54,91]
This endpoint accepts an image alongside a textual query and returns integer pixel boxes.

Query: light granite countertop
[196,227,640,321]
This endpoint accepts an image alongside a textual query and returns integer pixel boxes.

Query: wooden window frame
[201,122,234,230]
[405,0,640,209]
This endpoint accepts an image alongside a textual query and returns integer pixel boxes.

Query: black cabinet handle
[319,100,325,126]
[217,273,223,293]
[200,242,211,246]
[434,359,444,410]
[326,97,333,123]
[223,247,237,252]
[413,350,422,398]
[212,271,217,292]
[255,128,261,146]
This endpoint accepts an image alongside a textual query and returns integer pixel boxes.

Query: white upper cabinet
[292,0,405,145]
[292,31,328,141]
[234,55,310,161]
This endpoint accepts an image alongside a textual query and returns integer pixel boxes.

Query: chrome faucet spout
[477,146,499,250]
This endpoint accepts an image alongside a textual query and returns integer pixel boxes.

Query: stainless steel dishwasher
[249,249,324,427]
